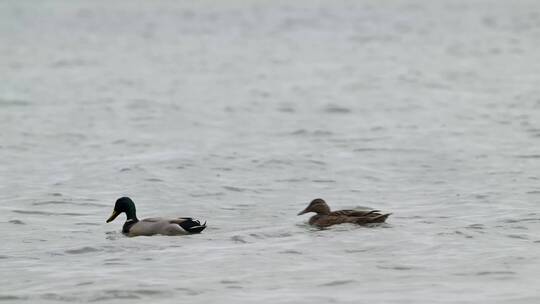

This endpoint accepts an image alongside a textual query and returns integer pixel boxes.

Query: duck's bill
[297,209,308,216]
[106,210,120,223]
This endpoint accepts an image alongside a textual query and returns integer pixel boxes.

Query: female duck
[297,198,390,228]
[106,197,206,236]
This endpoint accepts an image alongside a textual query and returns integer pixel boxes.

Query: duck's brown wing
[330,209,382,217]
[312,213,391,227]
[354,213,392,224]
[311,215,362,228]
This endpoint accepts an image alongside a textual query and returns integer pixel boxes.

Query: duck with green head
[106,197,206,236]
[297,198,391,228]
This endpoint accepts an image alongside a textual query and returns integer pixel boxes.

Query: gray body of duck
[106,197,206,236]
[298,198,390,228]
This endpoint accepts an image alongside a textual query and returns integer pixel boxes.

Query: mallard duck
[297,198,390,228]
[106,197,206,236]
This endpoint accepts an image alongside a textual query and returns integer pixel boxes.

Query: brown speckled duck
[297,198,391,228]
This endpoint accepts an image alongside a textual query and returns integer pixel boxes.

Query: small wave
[32,200,69,206]
[230,235,248,243]
[277,106,295,113]
[212,167,232,171]
[313,130,333,136]
[82,198,99,201]
[220,207,238,211]
[218,204,251,212]
[344,248,371,253]
[437,230,473,238]
[0,295,27,301]
[319,280,356,286]
[176,164,194,170]
[235,203,252,208]
[223,186,247,192]
[289,129,334,136]
[506,234,528,240]
[174,287,201,296]
[476,271,515,276]
[32,200,107,207]
[377,265,414,270]
[65,246,101,254]
[0,99,30,107]
[312,179,336,183]
[226,285,243,289]
[105,231,123,241]
[8,219,25,225]
[103,262,127,266]
[75,222,101,226]
[132,290,166,296]
[279,250,302,255]
[466,224,485,230]
[220,280,241,284]
[12,210,88,216]
[324,105,351,113]
[502,218,540,223]
[291,129,307,135]
[189,192,224,197]
[516,154,540,159]
[50,59,94,68]
[354,147,424,153]
[354,148,381,152]
[41,293,78,301]
[90,291,140,301]
[275,178,306,182]
[258,159,293,167]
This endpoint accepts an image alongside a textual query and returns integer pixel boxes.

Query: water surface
[2,0,540,303]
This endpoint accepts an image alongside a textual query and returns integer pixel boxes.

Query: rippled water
[2,0,540,303]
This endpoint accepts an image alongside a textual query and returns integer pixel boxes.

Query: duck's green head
[106,197,137,223]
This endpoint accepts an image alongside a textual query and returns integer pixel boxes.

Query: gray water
[2,0,540,303]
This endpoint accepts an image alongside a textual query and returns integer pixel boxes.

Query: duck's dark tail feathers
[179,219,207,234]
[373,213,391,223]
